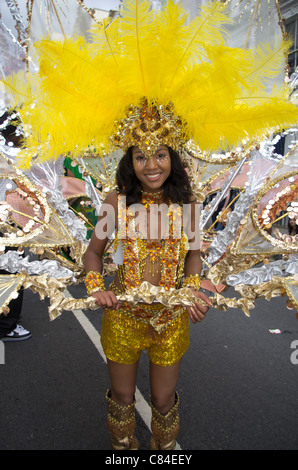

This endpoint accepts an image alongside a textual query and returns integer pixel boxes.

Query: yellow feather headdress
[2,0,298,166]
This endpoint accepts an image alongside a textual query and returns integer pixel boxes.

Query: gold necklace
[141,190,165,208]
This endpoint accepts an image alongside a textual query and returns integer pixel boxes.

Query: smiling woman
[84,134,211,450]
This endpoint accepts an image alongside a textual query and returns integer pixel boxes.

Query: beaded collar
[141,190,165,208]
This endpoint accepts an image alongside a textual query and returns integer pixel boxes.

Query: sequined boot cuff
[150,392,180,450]
[106,389,139,450]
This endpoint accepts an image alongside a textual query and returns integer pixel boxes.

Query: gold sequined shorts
[100,303,189,367]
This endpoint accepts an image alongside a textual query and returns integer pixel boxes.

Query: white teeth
[146,174,160,179]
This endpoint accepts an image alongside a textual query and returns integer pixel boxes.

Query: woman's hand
[91,290,119,310]
[186,289,212,324]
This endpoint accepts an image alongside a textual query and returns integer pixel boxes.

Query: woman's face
[132,146,171,193]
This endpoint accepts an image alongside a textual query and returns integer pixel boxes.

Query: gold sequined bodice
[114,191,189,294]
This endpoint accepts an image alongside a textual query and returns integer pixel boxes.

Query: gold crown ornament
[110,99,186,157]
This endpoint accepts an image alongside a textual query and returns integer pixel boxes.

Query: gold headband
[110,98,186,157]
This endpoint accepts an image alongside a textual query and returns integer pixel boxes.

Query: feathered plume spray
[2,0,298,166]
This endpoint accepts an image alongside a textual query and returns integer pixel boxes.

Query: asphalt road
[1,280,298,452]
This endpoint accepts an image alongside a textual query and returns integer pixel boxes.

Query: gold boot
[106,389,139,450]
[150,392,180,450]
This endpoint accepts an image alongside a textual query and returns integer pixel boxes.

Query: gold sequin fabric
[116,192,189,293]
[101,305,189,367]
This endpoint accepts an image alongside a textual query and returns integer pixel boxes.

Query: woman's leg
[105,358,139,450]
[107,358,139,404]
[149,359,181,413]
[149,359,182,450]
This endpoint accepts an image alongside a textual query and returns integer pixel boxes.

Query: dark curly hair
[116,147,193,206]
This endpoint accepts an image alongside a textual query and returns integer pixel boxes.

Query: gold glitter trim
[182,274,201,291]
[85,270,106,294]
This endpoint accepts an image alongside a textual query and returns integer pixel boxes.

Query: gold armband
[182,274,201,291]
[85,271,106,295]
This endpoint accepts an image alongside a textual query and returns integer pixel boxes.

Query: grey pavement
[0,280,298,451]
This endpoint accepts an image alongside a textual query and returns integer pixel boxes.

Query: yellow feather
[187,99,298,152]
[243,38,292,92]
[88,17,121,68]
[120,0,155,94]
[169,0,231,81]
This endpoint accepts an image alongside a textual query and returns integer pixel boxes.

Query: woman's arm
[184,249,211,324]
[84,190,119,309]
[183,200,211,323]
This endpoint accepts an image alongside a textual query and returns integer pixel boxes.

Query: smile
[145,173,161,181]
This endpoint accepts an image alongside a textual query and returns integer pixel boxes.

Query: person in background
[0,109,31,342]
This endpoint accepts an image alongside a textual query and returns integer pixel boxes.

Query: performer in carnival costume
[85,134,211,450]
[1,0,298,450]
